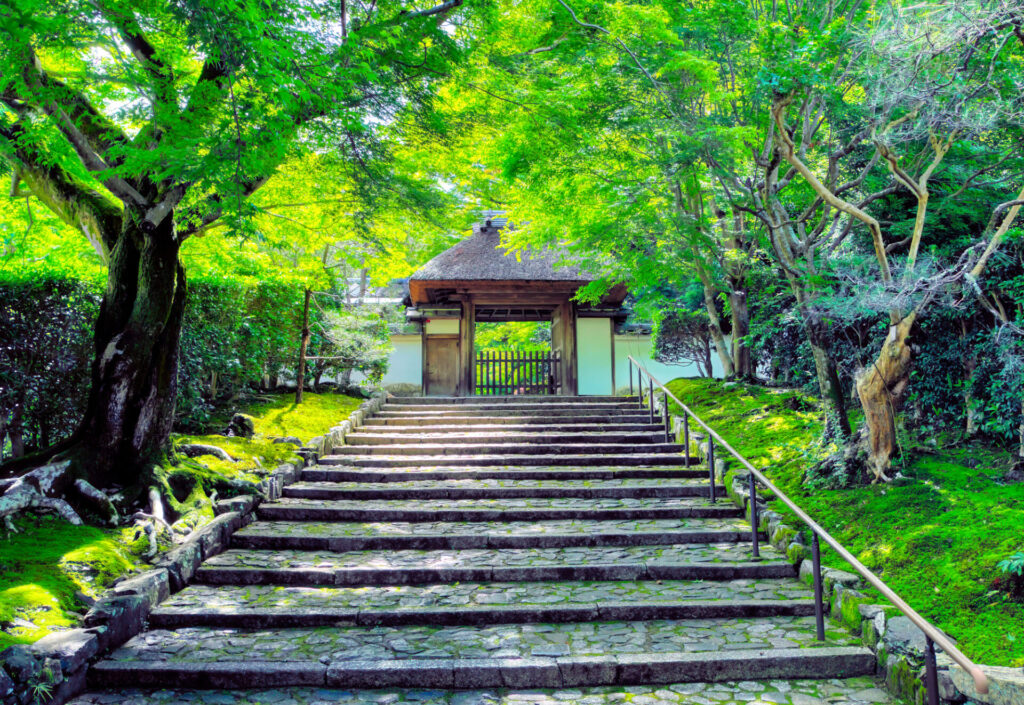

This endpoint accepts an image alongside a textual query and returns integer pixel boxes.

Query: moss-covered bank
[1,392,361,650]
[666,377,1024,667]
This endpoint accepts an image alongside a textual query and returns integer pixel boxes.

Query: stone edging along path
[0,392,388,705]
[653,396,1023,705]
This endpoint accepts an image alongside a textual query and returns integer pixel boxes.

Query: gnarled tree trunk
[73,211,186,486]
[855,312,916,482]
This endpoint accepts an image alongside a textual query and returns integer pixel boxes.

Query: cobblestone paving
[202,543,784,572]
[161,579,813,612]
[266,497,727,511]
[237,518,752,539]
[108,617,856,663]
[69,677,895,705]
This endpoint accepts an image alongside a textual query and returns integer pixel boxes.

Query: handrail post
[707,437,716,503]
[925,637,939,705]
[749,472,760,559]
[637,371,644,409]
[649,379,655,424]
[662,393,670,443]
[629,362,634,397]
[683,414,690,468]
[812,533,825,641]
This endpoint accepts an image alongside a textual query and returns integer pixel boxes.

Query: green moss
[167,392,364,488]
[835,589,872,633]
[786,542,808,564]
[666,377,1024,667]
[208,392,363,442]
[0,517,146,649]
[2,391,363,649]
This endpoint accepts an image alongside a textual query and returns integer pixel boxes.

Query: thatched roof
[410,216,590,284]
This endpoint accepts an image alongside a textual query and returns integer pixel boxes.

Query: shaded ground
[666,377,1024,667]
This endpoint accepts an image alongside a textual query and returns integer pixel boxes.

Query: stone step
[330,443,684,457]
[232,518,762,552]
[373,408,653,419]
[90,618,873,689]
[197,544,791,586]
[66,676,898,705]
[345,431,666,445]
[150,579,816,628]
[387,395,638,405]
[283,478,721,500]
[257,497,742,522]
[318,454,702,468]
[302,466,710,482]
[382,402,641,412]
[363,415,658,427]
[359,421,667,433]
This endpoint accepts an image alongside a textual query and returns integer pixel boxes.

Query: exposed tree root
[176,443,235,462]
[0,461,85,531]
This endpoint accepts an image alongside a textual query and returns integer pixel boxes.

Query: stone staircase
[73,395,885,704]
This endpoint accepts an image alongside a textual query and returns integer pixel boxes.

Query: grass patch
[667,377,1024,667]
[2,391,363,649]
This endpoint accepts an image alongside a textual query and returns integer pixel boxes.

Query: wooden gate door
[424,335,459,396]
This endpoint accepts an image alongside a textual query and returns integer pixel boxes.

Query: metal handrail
[626,356,989,698]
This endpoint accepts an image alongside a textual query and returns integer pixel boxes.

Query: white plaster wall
[350,333,422,387]
[425,318,459,335]
[576,318,614,395]
[613,333,727,389]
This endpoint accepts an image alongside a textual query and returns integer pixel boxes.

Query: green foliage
[1000,553,1024,578]
[0,278,99,458]
[667,377,1024,667]
[474,322,551,353]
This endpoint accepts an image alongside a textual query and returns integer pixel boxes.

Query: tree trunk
[729,288,751,378]
[808,339,852,442]
[695,269,735,378]
[74,211,186,486]
[295,288,312,404]
[9,402,25,459]
[855,312,916,482]
[1018,397,1023,463]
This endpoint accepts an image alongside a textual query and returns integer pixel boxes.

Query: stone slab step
[283,478,721,500]
[302,466,711,482]
[91,618,873,688]
[197,544,792,586]
[363,415,658,426]
[373,409,653,419]
[257,497,742,522]
[232,518,762,552]
[382,402,640,412]
[328,443,684,456]
[318,454,702,468]
[67,676,897,705]
[359,422,667,433]
[387,395,637,405]
[152,580,815,627]
[345,432,665,445]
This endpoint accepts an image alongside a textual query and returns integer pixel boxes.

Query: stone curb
[1,392,381,705]
[657,396,1013,705]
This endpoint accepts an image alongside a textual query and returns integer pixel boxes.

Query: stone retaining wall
[0,390,386,705]
[654,392,1023,705]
